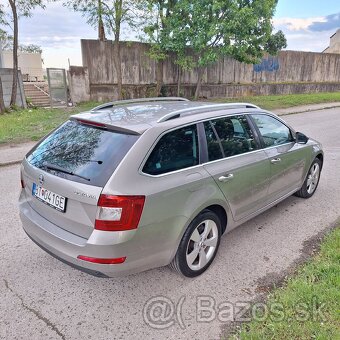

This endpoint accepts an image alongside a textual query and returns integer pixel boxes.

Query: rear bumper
[19,200,186,277]
[24,231,109,277]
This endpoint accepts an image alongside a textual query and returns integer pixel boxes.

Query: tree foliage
[141,1,179,95]
[0,29,42,53]
[265,30,287,55]
[63,0,143,40]
[0,28,13,49]
[64,0,146,99]
[19,43,42,53]
[142,0,177,58]
[151,0,286,98]
[8,0,46,17]
[164,0,286,63]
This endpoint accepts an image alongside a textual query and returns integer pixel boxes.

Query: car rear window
[26,120,139,187]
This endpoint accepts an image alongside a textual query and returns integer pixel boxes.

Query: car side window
[204,121,224,161]
[143,125,199,175]
[252,114,294,147]
[204,115,258,160]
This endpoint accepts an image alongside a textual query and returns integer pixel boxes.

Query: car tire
[295,158,322,199]
[170,210,222,278]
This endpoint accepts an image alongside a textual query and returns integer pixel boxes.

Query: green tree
[142,0,178,96]
[64,0,145,100]
[0,28,14,50]
[164,0,287,99]
[19,43,42,53]
[0,29,42,54]
[5,0,46,107]
[64,0,107,41]
[0,27,42,112]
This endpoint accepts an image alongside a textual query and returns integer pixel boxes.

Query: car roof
[71,98,264,135]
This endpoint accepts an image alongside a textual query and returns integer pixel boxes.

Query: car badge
[39,174,44,186]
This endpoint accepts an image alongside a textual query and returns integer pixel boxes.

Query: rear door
[202,115,271,222]
[23,120,139,239]
[250,114,307,203]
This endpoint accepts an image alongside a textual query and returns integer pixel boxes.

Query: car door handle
[270,158,281,164]
[218,174,234,182]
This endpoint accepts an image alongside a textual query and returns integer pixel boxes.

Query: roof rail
[157,102,260,123]
[91,97,189,112]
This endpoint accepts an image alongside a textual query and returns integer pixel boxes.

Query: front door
[202,115,271,222]
[251,114,307,203]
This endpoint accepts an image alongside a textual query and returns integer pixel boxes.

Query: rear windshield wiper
[42,162,90,181]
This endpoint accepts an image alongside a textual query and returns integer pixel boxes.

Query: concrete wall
[167,82,340,98]
[0,68,27,108]
[2,51,44,82]
[67,66,90,103]
[70,39,340,102]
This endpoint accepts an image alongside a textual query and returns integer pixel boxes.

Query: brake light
[76,119,106,128]
[77,255,126,264]
[95,195,145,231]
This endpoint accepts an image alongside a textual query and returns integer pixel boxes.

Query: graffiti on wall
[253,57,279,73]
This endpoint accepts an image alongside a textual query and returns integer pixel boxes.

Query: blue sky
[276,0,339,18]
[3,1,340,68]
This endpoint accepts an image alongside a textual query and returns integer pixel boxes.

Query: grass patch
[1,92,340,145]
[0,101,100,145]
[211,92,340,110]
[229,227,340,340]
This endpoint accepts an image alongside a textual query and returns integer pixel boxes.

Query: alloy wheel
[306,163,320,194]
[185,219,219,271]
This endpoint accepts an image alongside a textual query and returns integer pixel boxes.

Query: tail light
[95,195,145,231]
[77,255,126,264]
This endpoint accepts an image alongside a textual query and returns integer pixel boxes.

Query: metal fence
[47,68,67,108]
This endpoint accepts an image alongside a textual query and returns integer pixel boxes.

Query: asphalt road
[1,108,340,340]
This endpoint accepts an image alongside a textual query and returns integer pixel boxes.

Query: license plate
[32,183,67,213]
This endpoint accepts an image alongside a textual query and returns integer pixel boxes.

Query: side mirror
[296,132,309,144]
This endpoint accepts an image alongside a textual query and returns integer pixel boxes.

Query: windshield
[26,120,139,187]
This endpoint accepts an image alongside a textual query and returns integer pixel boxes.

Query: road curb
[0,160,22,167]
[276,104,340,116]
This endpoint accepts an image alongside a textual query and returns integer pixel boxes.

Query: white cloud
[273,13,340,52]
[283,31,333,52]
[273,17,326,31]
[13,3,140,68]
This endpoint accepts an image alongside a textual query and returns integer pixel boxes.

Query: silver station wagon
[19,98,323,278]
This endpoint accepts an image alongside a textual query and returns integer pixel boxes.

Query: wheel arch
[315,153,324,169]
[203,204,228,234]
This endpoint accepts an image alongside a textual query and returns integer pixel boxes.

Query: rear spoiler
[70,117,142,136]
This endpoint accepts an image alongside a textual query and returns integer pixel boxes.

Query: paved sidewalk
[0,142,36,167]
[0,102,339,167]
[274,102,340,115]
